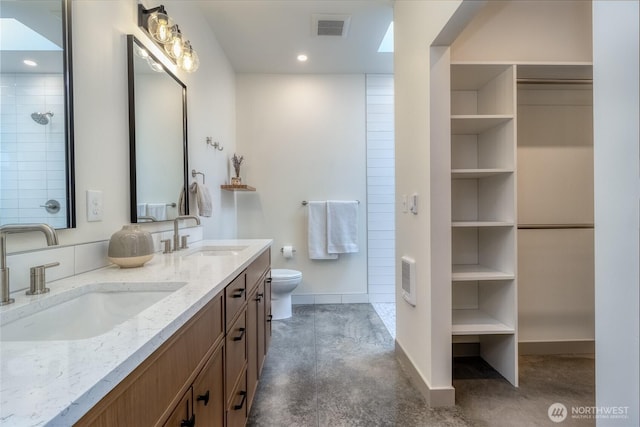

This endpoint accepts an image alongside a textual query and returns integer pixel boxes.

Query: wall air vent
[312,14,351,38]
[401,256,416,306]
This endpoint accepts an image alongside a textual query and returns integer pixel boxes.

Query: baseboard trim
[519,340,595,355]
[395,340,455,407]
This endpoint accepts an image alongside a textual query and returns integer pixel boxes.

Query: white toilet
[270,269,302,320]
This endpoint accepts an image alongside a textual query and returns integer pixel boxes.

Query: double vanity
[0,239,272,427]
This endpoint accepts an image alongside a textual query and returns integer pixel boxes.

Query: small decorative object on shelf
[108,225,155,268]
[231,153,244,185]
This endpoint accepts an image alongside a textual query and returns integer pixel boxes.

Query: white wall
[593,1,639,425]
[394,0,461,398]
[366,74,395,303]
[451,0,592,62]
[4,0,236,254]
[235,74,368,301]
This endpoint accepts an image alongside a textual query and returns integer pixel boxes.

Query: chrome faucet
[173,215,201,252]
[1,223,59,305]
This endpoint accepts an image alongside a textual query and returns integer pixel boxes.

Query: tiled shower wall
[0,73,67,228]
[366,74,395,303]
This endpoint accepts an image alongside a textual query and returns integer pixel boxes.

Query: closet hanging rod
[517,78,593,85]
[518,224,594,230]
[301,200,360,206]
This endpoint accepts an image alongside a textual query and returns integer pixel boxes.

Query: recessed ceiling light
[297,54,308,62]
[23,59,37,67]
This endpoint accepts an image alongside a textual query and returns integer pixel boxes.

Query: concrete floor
[248,304,595,427]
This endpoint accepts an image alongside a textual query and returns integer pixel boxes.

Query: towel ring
[191,169,205,184]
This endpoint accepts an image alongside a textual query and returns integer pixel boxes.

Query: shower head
[31,111,54,125]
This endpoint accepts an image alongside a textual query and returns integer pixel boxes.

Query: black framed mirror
[0,0,75,228]
[127,35,188,223]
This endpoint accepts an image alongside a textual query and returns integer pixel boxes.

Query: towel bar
[301,200,360,206]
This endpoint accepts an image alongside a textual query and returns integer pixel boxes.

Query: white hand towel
[327,200,359,254]
[189,182,213,217]
[147,203,167,221]
[308,201,338,260]
[136,203,147,217]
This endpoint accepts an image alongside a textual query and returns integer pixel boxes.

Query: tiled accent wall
[366,75,395,303]
[0,73,67,227]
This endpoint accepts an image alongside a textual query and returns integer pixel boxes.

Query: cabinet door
[163,388,194,427]
[193,344,225,427]
[257,278,266,375]
[247,287,258,410]
[265,274,272,354]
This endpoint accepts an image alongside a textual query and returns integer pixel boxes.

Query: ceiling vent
[312,14,351,38]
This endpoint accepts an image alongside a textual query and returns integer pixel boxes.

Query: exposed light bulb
[297,54,308,62]
[164,27,185,59]
[177,42,199,73]
[148,11,174,44]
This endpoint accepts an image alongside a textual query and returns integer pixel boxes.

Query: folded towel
[147,203,167,221]
[136,203,147,217]
[308,201,338,260]
[327,200,359,254]
[189,182,213,217]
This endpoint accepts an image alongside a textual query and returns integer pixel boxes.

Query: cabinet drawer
[225,309,247,405]
[246,249,270,293]
[226,371,248,427]
[225,272,247,330]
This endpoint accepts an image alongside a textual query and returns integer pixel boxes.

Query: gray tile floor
[248,304,595,427]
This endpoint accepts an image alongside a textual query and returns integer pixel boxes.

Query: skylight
[0,18,61,51]
[377,21,393,53]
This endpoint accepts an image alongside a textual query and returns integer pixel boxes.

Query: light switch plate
[86,190,103,222]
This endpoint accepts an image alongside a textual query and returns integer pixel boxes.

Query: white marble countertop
[0,239,272,427]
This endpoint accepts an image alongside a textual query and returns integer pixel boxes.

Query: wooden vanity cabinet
[75,247,271,427]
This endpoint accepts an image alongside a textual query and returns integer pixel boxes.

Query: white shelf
[451,115,513,134]
[452,264,515,281]
[452,309,515,335]
[452,221,514,227]
[452,169,513,179]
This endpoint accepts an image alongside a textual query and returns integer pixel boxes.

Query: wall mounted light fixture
[138,4,200,73]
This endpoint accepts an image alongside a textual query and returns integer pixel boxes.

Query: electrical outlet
[87,190,103,222]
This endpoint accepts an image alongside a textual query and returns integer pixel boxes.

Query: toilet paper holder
[280,247,296,253]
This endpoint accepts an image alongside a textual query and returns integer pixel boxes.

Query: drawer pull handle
[232,288,245,298]
[265,277,272,284]
[234,390,247,410]
[197,390,210,406]
[255,292,264,302]
[267,314,273,322]
[233,327,246,341]
[180,414,195,427]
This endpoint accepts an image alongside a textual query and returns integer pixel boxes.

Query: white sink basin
[0,282,185,341]
[188,245,249,256]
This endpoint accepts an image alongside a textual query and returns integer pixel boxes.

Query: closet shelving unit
[450,63,518,386]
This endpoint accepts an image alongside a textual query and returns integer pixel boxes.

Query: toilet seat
[271,269,302,280]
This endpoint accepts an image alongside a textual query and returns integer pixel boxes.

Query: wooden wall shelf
[221,184,256,192]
